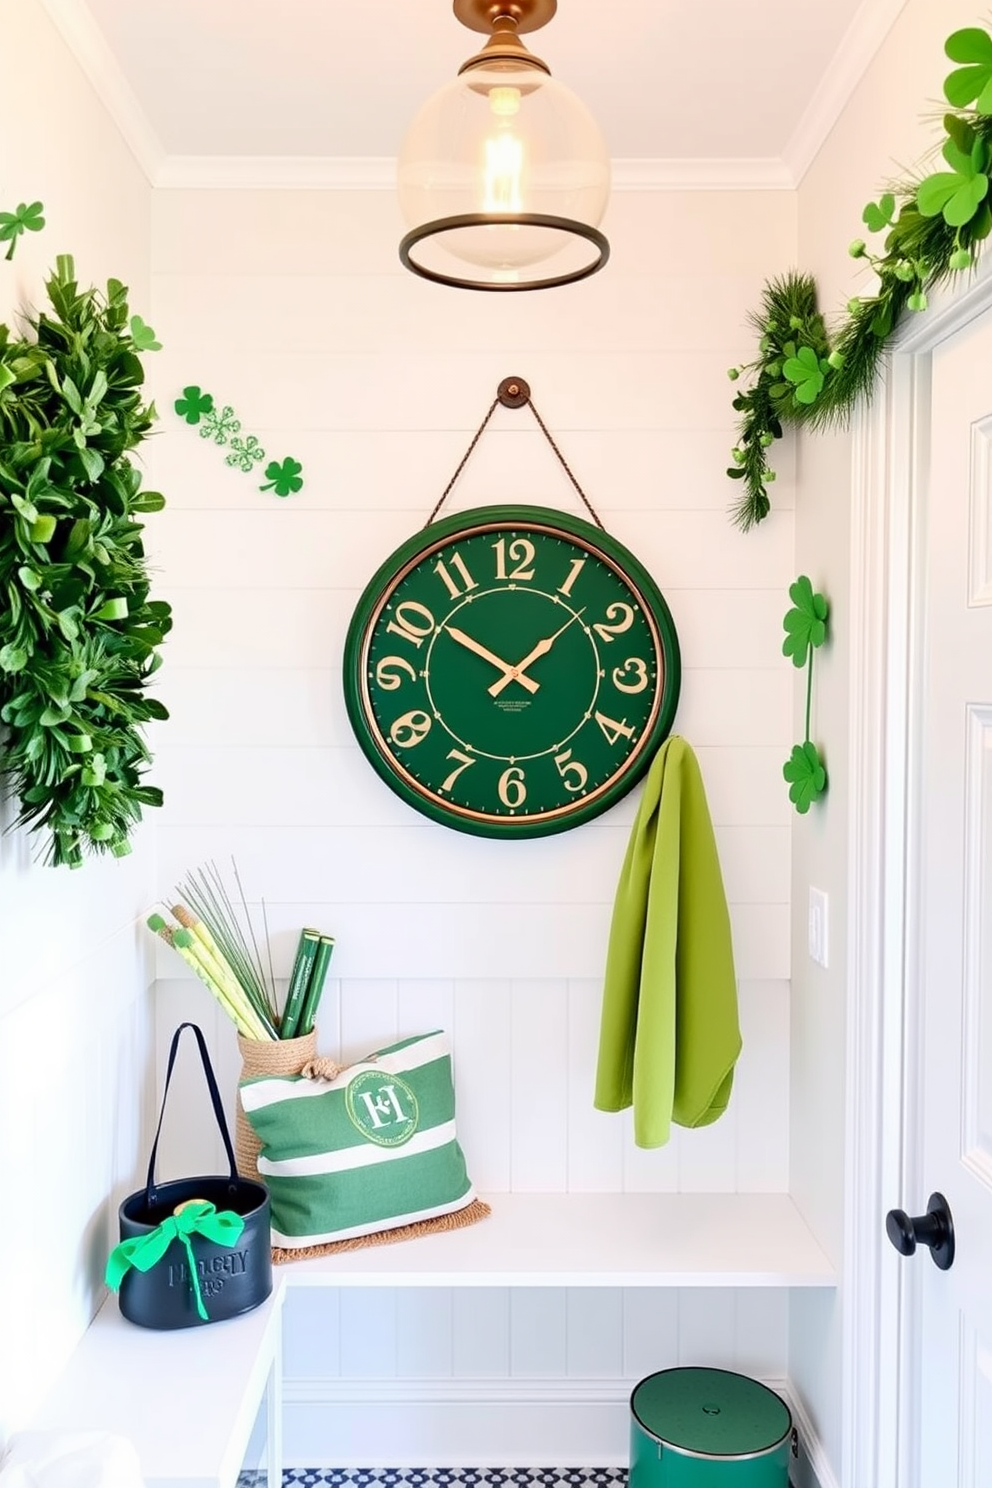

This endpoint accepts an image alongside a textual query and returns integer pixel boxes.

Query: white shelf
[287,1192,836,1288]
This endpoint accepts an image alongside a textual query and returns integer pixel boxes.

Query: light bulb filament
[483,132,524,213]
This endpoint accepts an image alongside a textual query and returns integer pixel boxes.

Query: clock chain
[424,379,605,532]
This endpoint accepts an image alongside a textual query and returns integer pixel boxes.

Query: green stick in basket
[280,928,320,1039]
[297,934,335,1037]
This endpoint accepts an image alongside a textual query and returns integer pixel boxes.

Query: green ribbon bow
[105,1200,246,1322]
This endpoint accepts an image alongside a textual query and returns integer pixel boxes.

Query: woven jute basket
[235,1029,317,1180]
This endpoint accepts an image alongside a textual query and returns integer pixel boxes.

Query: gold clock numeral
[439,748,476,793]
[611,657,649,693]
[553,748,588,793]
[497,765,527,808]
[592,602,635,643]
[375,655,418,691]
[594,711,636,747]
[557,557,586,597]
[493,537,536,581]
[434,550,479,600]
[385,600,436,649]
[389,709,432,748]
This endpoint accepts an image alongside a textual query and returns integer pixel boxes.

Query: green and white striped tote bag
[238,1030,476,1247]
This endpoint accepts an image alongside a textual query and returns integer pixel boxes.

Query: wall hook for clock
[425,374,605,530]
[497,376,530,408]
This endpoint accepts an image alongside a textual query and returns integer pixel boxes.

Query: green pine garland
[729,25,992,531]
[0,256,170,867]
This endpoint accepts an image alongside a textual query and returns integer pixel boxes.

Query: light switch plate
[808,887,829,968]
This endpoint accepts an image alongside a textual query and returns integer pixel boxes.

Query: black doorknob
[885,1191,955,1271]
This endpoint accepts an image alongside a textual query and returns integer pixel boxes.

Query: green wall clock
[343,505,681,838]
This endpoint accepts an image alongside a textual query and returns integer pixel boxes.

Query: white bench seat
[30,1192,834,1488]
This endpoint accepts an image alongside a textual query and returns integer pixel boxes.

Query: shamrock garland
[781,576,828,814]
[0,199,44,261]
[173,385,304,496]
[728,25,992,531]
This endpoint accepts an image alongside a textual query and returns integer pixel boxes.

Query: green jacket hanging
[594,735,742,1148]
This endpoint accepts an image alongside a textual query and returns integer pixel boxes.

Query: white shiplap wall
[144,183,798,1464]
[0,0,157,1446]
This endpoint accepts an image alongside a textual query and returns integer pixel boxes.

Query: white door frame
[844,256,992,1488]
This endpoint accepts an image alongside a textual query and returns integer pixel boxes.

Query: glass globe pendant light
[398,0,610,291]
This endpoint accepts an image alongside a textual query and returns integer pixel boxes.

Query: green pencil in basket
[279,928,319,1040]
[296,934,334,1037]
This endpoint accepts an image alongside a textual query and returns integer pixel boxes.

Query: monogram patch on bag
[239,1029,478,1248]
[345,1070,419,1147]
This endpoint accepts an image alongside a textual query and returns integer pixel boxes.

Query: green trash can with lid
[630,1367,793,1487]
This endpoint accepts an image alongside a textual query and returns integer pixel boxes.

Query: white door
[894,299,992,1486]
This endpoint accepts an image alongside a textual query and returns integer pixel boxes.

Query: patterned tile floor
[238,1472,629,1487]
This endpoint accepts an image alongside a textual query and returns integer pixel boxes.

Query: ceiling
[46,0,908,186]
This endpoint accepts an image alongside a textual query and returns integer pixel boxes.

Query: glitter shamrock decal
[200,404,241,445]
[259,456,304,496]
[174,386,214,425]
[781,574,829,814]
[0,200,45,261]
[226,433,266,472]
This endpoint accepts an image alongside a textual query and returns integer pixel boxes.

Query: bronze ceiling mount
[454,0,556,75]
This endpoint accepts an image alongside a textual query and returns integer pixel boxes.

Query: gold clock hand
[488,609,586,698]
[446,626,540,695]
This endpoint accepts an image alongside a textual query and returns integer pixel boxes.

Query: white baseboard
[779,1384,841,1488]
[281,1374,810,1473]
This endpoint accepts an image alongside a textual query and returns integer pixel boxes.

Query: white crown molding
[782,0,910,185]
[39,0,166,183]
[37,0,796,194]
[153,154,794,192]
[42,0,835,194]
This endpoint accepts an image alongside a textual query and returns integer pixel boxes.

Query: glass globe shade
[398,59,611,288]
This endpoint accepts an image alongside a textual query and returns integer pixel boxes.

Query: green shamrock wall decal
[173,387,305,496]
[129,315,161,352]
[784,743,828,815]
[174,386,214,425]
[260,457,304,496]
[0,200,45,260]
[782,574,828,667]
[782,575,829,815]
